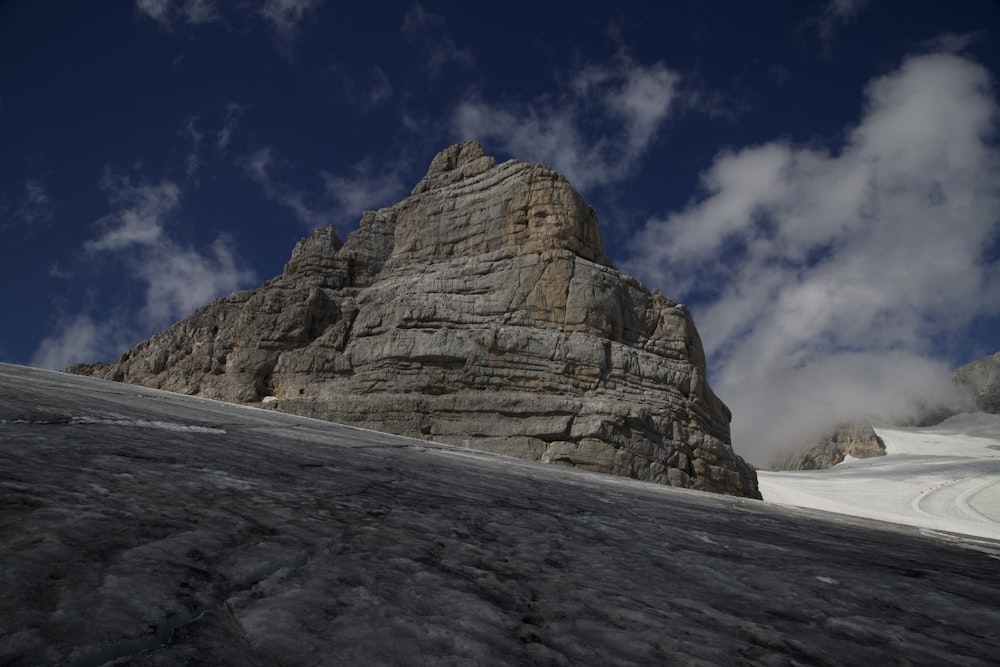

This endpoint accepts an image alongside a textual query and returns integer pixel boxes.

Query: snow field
[758,413,1000,541]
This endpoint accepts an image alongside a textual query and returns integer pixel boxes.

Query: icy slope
[759,413,1000,540]
[3,364,1000,665]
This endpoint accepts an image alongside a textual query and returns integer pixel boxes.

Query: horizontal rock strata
[70,142,759,498]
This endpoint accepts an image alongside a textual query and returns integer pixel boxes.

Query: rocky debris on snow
[68,142,758,498]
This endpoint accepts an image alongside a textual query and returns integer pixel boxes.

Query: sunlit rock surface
[68,142,757,498]
[2,364,999,665]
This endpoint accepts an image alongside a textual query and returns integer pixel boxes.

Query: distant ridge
[70,142,759,498]
[955,351,1000,415]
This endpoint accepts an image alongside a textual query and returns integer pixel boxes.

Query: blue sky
[2,1,999,462]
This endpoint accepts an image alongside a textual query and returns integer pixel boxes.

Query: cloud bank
[626,53,1000,464]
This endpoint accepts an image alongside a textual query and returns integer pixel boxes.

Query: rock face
[69,142,759,498]
[954,351,1000,414]
[777,423,885,471]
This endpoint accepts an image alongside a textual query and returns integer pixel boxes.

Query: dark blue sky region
[2,1,999,458]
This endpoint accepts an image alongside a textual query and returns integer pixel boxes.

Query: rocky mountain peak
[69,143,760,498]
[411,141,496,194]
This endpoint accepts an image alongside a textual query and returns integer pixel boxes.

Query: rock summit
[70,142,759,498]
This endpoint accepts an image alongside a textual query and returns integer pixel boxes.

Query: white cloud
[811,0,871,52]
[85,175,179,251]
[216,103,245,151]
[91,174,255,329]
[825,0,870,20]
[625,53,1000,464]
[135,0,218,28]
[259,0,321,55]
[245,147,407,231]
[181,115,203,177]
[137,0,319,56]
[243,147,332,228]
[329,64,393,110]
[362,67,393,108]
[41,172,256,368]
[322,159,407,222]
[451,55,680,191]
[136,235,254,326]
[3,179,55,228]
[918,31,986,60]
[33,164,257,369]
[401,4,474,79]
[136,0,172,24]
[31,314,128,370]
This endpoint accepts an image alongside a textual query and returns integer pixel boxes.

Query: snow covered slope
[759,413,1000,541]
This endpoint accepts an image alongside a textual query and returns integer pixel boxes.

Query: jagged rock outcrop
[69,142,759,498]
[777,422,885,471]
[954,351,1000,414]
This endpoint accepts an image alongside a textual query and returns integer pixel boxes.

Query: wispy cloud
[258,0,321,57]
[180,115,203,178]
[921,31,985,55]
[825,0,870,20]
[451,54,680,191]
[322,158,407,222]
[86,174,178,251]
[33,172,256,368]
[31,313,131,370]
[2,179,55,229]
[244,147,408,231]
[136,0,321,57]
[136,234,253,325]
[401,4,474,79]
[243,147,332,228]
[329,63,394,110]
[814,0,871,52]
[625,53,1000,464]
[135,0,219,28]
[216,103,245,151]
[90,173,256,328]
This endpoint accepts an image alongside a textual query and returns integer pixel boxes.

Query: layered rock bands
[70,142,760,498]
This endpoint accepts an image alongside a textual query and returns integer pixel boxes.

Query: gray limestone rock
[68,142,759,498]
[954,351,1000,414]
[777,422,886,471]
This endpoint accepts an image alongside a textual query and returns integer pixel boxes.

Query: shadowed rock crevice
[69,142,758,498]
